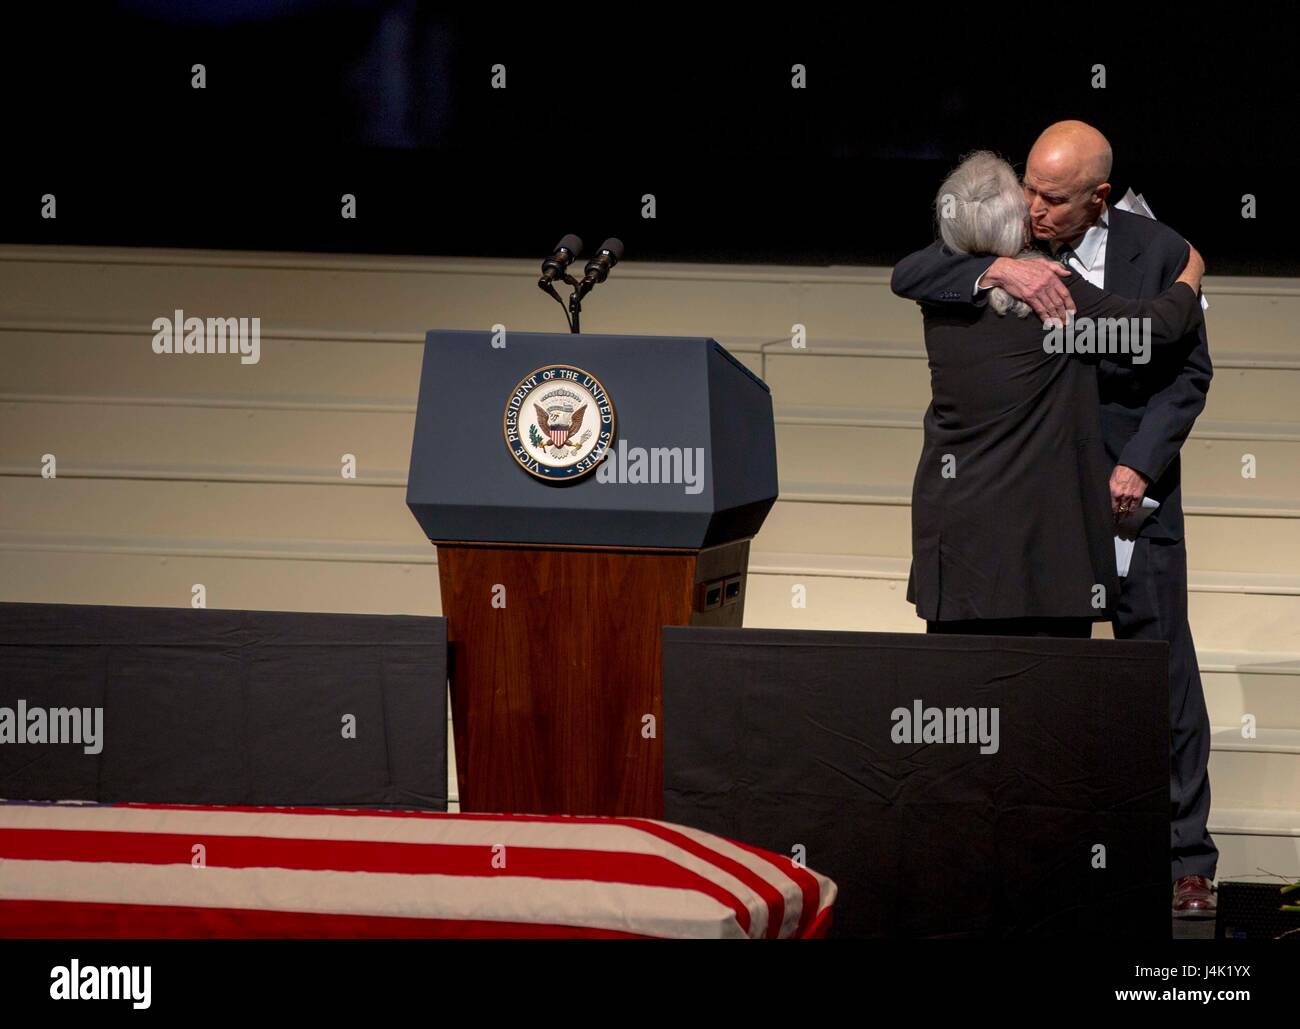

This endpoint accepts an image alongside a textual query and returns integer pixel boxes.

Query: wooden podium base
[435,539,750,817]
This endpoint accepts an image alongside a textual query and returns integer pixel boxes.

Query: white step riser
[5,331,1292,437]
[0,478,429,546]
[0,402,418,476]
[0,549,439,616]
[741,573,1300,653]
[1210,833,1300,883]
[873,293,1298,359]
[776,424,1300,502]
[1184,591,1300,653]
[5,545,1294,652]
[1210,751,1300,811]
[1205,671,1300,731]
[6,479,1291,583]
[765,354,1300,429]
[6,403,1292,507]
[4,512,1298,654]
[0,332,428,405]
[756,500,1300,577]
[0,330,767,409]
[756,500,914,560]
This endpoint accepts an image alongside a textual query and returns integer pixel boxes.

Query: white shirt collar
[1067,206,1109,271]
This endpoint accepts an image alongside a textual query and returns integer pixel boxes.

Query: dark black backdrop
[3,5,1297,274]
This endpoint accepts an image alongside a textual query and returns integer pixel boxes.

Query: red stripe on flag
[0,900,656,939]
[724,837,824,938]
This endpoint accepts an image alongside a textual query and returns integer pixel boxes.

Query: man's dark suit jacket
[891,205,1213,541]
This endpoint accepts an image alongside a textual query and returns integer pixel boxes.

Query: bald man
[891,122,1218,918]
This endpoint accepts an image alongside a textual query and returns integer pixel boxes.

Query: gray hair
[935,150,1047,318]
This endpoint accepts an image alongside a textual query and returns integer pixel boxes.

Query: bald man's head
[1023,120,1113,248]
[1031,121,1112,186]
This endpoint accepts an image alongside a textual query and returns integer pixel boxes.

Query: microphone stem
[568,289,582,334]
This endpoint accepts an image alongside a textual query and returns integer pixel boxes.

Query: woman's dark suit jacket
[906,274,1203,622]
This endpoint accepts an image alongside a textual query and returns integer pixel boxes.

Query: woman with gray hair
[907,151,1205,636]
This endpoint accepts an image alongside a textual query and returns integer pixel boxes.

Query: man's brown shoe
[1172,874,1217,918]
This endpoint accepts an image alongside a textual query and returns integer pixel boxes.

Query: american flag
[0,801,835,939]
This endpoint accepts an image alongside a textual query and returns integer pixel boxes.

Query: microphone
[539,234,583,284]
[578,238,624,297]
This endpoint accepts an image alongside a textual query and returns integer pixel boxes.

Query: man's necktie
[1056,244,1076,269]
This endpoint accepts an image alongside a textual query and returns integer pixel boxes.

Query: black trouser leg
[1112,536,1218,882]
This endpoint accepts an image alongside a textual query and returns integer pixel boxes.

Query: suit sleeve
[1119,241,1213,485]
[890,240,997,306]
[1068,277,1204,351]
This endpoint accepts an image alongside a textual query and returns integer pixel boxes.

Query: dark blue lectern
[407,330,777,816]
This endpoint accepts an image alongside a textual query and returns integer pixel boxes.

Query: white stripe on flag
[0,859,750,939]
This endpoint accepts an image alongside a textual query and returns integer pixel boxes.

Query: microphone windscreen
[556,233,584,256]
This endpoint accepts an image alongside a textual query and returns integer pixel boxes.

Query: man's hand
[1110,464,1150,517]
[1177,240,1205,292]
[980,257,1075,324]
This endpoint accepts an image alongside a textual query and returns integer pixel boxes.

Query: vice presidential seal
[503,364,616,481]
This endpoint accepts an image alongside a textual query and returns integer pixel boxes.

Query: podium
[407,330,777,817]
